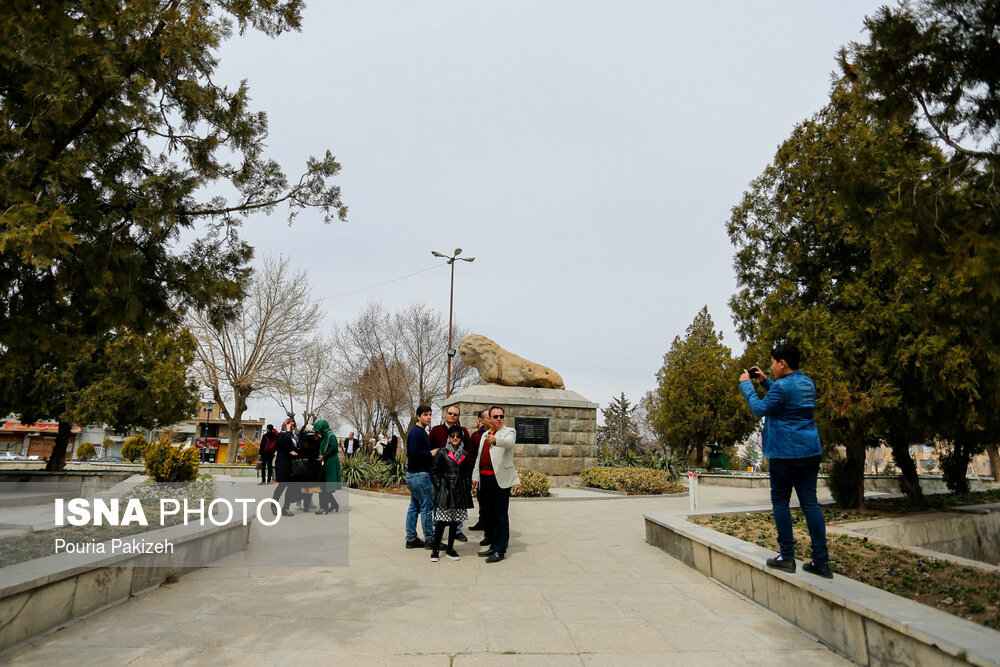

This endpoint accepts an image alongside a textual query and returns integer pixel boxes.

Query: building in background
[0,419,82,459]
[178,401,264,463]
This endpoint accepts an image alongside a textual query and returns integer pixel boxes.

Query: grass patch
[691,495,1000,630]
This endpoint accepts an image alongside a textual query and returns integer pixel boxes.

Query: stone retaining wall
[645,511,1000,666]
[693,473,996,493]
[836,504,1000,566]
[443,384,599,477]
[0,521,250,653]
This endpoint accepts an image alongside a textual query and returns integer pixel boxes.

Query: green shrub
[144,439,200,482]
[938,449,970,495]
[240,442,260,464]
[76,442,97,460]
[828,457,864,509]
[341,455,373,488]
[581,466,685,495]
[121,434,148,462]
[598,448,685,482]
[511,467,550,497]
[383,456,407,486]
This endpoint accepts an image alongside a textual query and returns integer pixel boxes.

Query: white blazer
[472,426,520,489]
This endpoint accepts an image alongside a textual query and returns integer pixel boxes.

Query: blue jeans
[769,456,828,565]
[405,471,435,542]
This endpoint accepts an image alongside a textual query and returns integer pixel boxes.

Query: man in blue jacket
[405,405,437,550]
[740,343,832,579]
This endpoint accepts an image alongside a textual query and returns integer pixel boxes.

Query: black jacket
[274,431,298,482]
[430,447,474,510]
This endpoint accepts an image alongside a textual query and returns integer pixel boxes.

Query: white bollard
[688,471,699,511]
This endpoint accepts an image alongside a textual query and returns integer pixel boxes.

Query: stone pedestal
[442,384,598,476]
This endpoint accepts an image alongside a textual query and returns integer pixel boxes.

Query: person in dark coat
[259,424,278,485]
[298,424,321,512]
[314,419,341,514]
[379,435,398,462]
[271,419,300,517]
[428,425,474,562]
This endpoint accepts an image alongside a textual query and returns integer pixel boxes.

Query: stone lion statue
[458,334,565,389]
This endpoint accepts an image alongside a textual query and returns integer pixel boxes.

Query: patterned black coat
[430,447,474,510]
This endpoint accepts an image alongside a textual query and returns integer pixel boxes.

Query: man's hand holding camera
[739,366,765,382]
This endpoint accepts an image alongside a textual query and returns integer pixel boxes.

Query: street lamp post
[203,400,213,462]
[431,248,475,398]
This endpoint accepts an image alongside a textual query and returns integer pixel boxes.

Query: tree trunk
[943,436,973,496]
[224,387,251,464]
[45,421,73,471]
[888,436,924,504]
[985,442,1000,482]
[845,433,867,509]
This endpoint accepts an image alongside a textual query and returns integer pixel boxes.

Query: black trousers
[272,482,299,510]
[318,490,340,511]
[479,474,510,554]
[260,455,274,483]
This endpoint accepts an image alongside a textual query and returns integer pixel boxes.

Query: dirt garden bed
[356,484,409,496]
[691,490,1000,630]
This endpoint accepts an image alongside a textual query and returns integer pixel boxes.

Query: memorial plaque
[515,417,549,444]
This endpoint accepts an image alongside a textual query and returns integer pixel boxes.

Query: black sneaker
[430,551,439,562]
[803,562,833,579]
[468,523,484,531]
[479,537,491,546]
[485,551,505,563]
[445,549,460,561]
[454,532,469,543]
[478,548,496,558]
[425,541,440,550]
[406,538,425,549]
[765,556,796,573]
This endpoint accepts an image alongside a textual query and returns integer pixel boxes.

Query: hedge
[511,467,550,498]
[580,466,685,495]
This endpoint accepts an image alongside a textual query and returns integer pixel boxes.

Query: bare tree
[330,303,408,437]
[268,336,338,426]
[329,301,477,437]
[189,255,320,462]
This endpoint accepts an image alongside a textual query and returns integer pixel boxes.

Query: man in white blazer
[472,405,519,563]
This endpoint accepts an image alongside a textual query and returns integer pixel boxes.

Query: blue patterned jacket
[739,371,822,459]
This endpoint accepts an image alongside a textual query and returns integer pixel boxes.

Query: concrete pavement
[4,482,848,665]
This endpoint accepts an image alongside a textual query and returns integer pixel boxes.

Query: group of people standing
[405,404,518,564]
[261,418,342,517]
[342,431,399,462]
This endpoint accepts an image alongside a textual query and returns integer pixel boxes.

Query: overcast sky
[211,1,886,432]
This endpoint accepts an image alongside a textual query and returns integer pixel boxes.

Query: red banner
[195,438,220,449]
[2,421,82,434]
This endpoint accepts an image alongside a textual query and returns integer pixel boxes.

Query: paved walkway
[5,483,848,665]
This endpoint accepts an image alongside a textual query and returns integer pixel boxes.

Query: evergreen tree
[0,3,346,469]
[597,393,641,456]
[649,307,756,466]
[728,77,1000,504]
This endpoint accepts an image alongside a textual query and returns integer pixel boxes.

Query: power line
[319,263,445,301]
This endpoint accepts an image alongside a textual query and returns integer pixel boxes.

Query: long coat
[315,420,342,492]
[430,446,474,510]
[273,431,298,482]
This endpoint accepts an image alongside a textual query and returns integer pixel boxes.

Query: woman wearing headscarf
[315,419,341,514]
[297,423,322,512]
[428,424,474,562]
[379,435,399,462]
[271,418,300,517]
